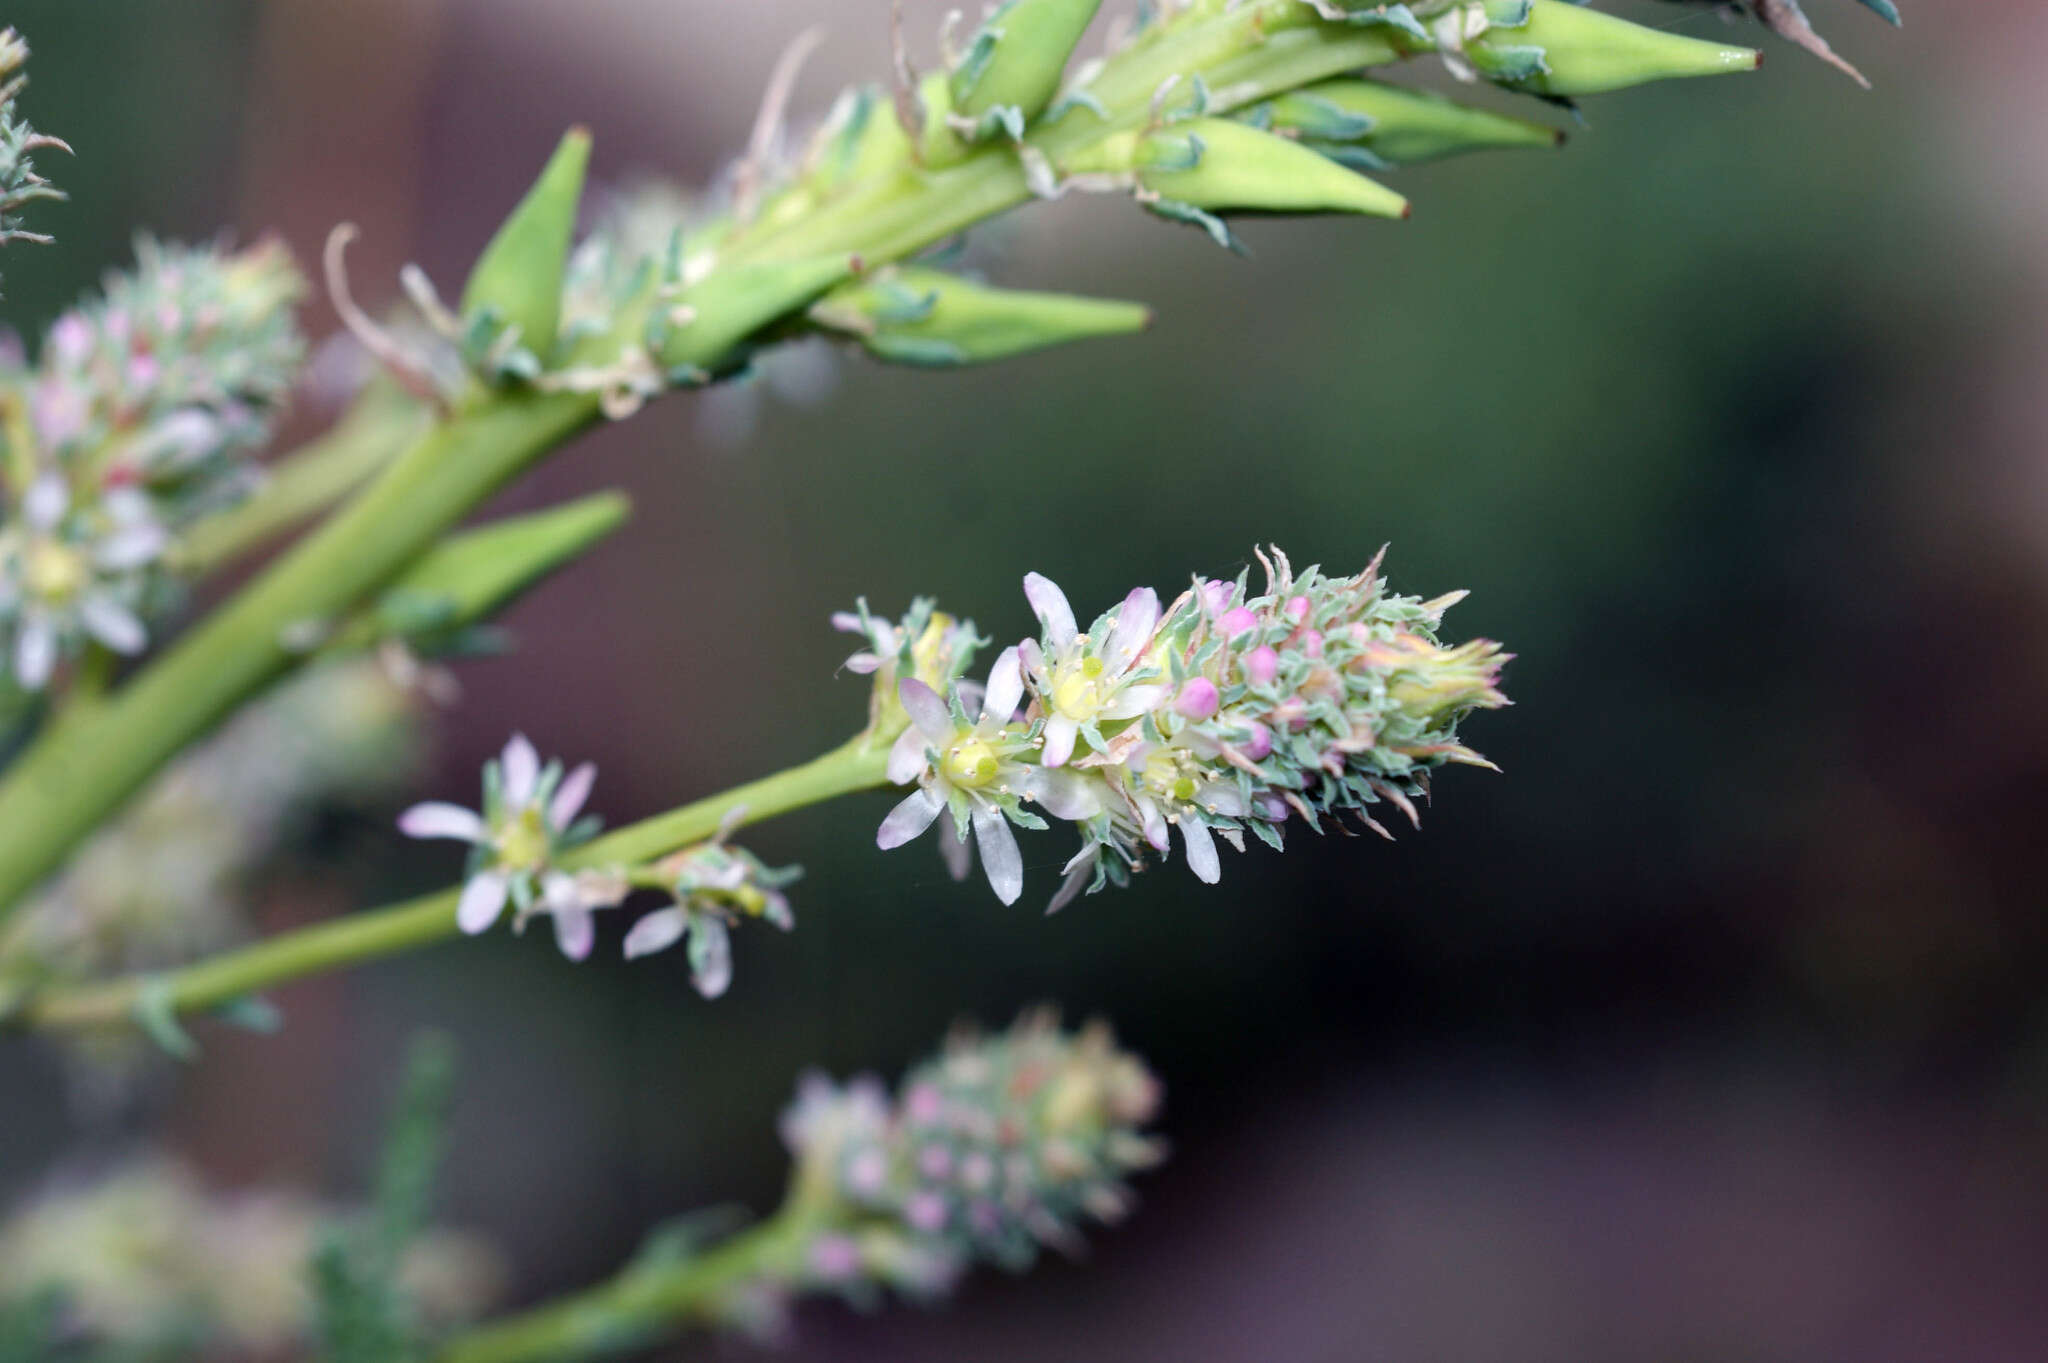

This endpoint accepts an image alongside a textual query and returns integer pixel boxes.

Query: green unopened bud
[1247,79,1561,169]
[342,491,629,650]
[1467,0,1759,97]
[658,255,853,373]
[950,0,1103,134]
[810,267,1148,367]
[1137,118,1409,220]
[458,127,591,359]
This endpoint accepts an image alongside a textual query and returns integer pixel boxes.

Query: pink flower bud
[1220,606,1259,639]
[1256,793,1289,822]
[1200,579,1233,616]
[1174,677,1220,721]
[1243,646,1279,686]
[1296,629,1324,658]
[1285,595,1310,623]
[1242,721,1273,760]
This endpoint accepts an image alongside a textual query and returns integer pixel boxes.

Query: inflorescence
[867,547,1509,909]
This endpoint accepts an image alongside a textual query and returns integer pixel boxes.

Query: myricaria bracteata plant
[0,4,1895,1357]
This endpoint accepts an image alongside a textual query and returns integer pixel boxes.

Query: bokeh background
[6,1,2048,1358]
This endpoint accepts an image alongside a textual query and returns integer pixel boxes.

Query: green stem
[11,733,892,1032]
[438,1206,818,1363]
[0,391,602,920]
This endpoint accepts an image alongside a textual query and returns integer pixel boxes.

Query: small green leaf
[459,127,592,361]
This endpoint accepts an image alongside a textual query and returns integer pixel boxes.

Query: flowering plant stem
[437,1206,818,1363]
[0,3,1522,922]
[11,726,893,1034]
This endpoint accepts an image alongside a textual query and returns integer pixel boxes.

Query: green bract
[1467,0,1761,96]
[950,0,1104,135]
[810,268,1149,367]
[1136,117,1410,219]
[1245,78,1560,169]
[458,127,592,364]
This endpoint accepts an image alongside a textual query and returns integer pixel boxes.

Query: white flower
[621,838,798,999]
[876,647,1100,905]
[397,734,620,959]
[1018,574,1167,768]
[0,473,165,689]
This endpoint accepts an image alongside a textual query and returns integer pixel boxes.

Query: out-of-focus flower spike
[0,28,66,282]
[949,0,1104,137]
[1134,118,1410,221]
[1467,0,1760,98]
[459,127,592,363]
[810,267,1148,367]
[1244,78,1562,170]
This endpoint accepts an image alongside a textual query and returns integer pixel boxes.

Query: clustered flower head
[0,237,305,689]
[866,547,1509,908]
[774,1011,1163,1308]
[0,1155,502,1357]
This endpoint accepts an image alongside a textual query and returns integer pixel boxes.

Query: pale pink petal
[1022,572,1077,649]
[689,915,733,998]
[501,733,540,805]
[78,596,146,655]
[552,908,596,961]
[887,726,928,785]
[981,646,1023,725]
[877,787,943,849]
[22,472,67,531]
[398,801,489,843]
[1206,784,1249,817]
[456,871,510,934]
[1138,796,1169,852]
[94,524,168,570]
[830,611,864,633]
[623,906,688,959]
[1180,818,1221,884]
[939,820,973,881]
[897,679,954,742]
[1046,857,1092,915]
[843,652,882,674]
[1024,767,1103,822]
[1104,587,1160,673]
[1040,713,1078,768]
[971,803,1023,905]
[14,617,55,690]
[549,761,597,829]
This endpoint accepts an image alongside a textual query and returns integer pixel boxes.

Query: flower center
[495,806,552,871]
[1141,750,1199,806]
[1050,655,1107,719]
[942,737,1001,789]
[23,538,88,602]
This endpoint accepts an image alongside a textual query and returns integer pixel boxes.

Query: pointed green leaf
[1138,118,1409,220]
[1471,0,1759,96]
[812,266,1148,366]
[1252,79,1562,167]
[459,127,592,358]
[950,0,1104,130]
[659,255,855,371]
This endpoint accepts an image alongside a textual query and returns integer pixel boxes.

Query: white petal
[886,726,927,785]
[549,761,597,830]
[552,908,596,961]
[877,787,944,849]
[981,646,1023,724]
[1023,572,1077,649]
[501,733,540,805]
[540,870,582,912]
[456,871,510,934]
[897,679,954,742]
[972,803,1023,905]
[1101,684,1168,721]
[1180,819,1221,884]
[94,525,168,570]
[1026,767,1104,822]
[78,596,146,655]
[23,473,67,531]
[14,617,54,690]
[1205,783,1250,817]
[689,914,733,998]
[1138,796,1169,852]
[398,801,489,843]
[939,819,973,881]
[1104,587,1160,673]
[1046,858,1092,915]
[1041,713,1078,768]
[844,652,882,674]
[624,907,689,959]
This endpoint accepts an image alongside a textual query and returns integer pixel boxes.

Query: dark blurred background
[6,1,2048,1358]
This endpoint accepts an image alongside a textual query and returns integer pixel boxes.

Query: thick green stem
[12,734,892,1032]
[0,391,601,919]
[438,1206,818,1363]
